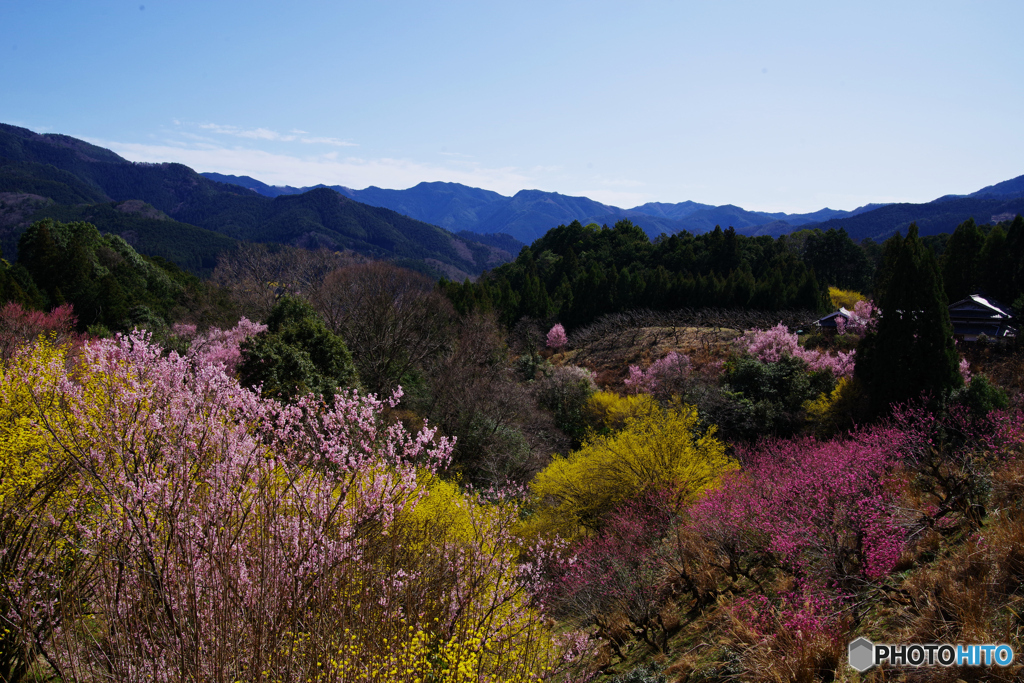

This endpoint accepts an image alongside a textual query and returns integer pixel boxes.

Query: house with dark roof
[947,294,1016,341]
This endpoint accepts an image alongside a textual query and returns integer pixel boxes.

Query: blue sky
[3,0,1022,213]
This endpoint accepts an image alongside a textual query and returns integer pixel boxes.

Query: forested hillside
[442,220,842,328]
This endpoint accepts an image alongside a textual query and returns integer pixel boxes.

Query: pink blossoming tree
[547,323,569,350]
[3,332,593,682]
[623,351,692,395]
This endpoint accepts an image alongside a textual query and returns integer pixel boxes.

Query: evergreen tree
[979,225,1010,301]
[855,224,961,417]
[940,218,985,302]
[238,295,359,403]
[1005,214,1024,305]
[802,227,872,292]
[18,222,64,307]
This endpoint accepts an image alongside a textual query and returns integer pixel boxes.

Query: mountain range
[203,171,1024,246]
[202,173,879,243]
[2,121,1023,280]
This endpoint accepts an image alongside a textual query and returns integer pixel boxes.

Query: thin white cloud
[239,127,288,141]
[89,138,533,196]
[199,124,296,141]
[299,136,357,147]
[193,122,356,147]
[176,131,220,144]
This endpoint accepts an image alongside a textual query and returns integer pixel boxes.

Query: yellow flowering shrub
[305,472,591,682]
[0,340,65,504]
[527,400,735,539]
[828,286,865,311]
[585,390,659,433]
[0,340,96,681]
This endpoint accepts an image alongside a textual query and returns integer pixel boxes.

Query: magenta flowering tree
[729,589,841,642]
[545,490,678,653]
[862,400,1024,528]
[0,302,79,360]
[546,323,569,350]
[690,434,904,590]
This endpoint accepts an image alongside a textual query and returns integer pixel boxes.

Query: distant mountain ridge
[789,195,1024,242]
[205,170,1024,245]
[206,172,872,241]
[213,172,833,239]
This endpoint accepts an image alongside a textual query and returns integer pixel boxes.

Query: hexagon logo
[849,637,875,672]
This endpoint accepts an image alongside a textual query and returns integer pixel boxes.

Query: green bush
[949,375,1009,416]
[239,295,358,403]
[534,364,597,444]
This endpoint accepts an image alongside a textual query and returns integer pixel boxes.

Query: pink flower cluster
[14,330,458,680]
[5,329,599,681]
[172,317,268,375]
[623,351,691,394]
[959,357,972,384]
[738,324,855,378]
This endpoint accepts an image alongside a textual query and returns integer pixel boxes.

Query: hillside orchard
[2,215,1024,681]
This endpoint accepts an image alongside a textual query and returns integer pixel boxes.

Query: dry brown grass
[874,455,1024,682]
[568,325,740,390]
[964,345,1024,408]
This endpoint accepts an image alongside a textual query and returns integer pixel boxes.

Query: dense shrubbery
[238,294,359,402]
[539,394,1024,679]
[534,365,597,445]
